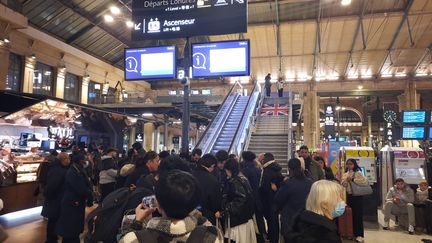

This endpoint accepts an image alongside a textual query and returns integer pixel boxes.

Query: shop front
[0,91,141,214]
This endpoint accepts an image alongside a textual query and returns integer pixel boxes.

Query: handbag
[349,181,373,196]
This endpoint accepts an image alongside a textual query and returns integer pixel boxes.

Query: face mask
[83,161,90,169]
[332,201,346,218]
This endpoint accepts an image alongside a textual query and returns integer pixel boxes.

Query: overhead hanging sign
[131,0,247,41]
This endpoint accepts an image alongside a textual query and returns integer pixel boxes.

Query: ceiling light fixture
[142,113,153,117]
[415,73,428,77]
[126,20,134,28]
[4,37,10,43]
[341,0,352,6]
[110,6,121,15]
[104,14,114,23]
[395,73,406,77]
[381,73,393,78]
[360,74,372,79]
[31,54,36,59]
[357,85,363,90]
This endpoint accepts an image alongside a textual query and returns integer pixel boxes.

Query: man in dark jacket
[125,151,159,187]
[241,151,266,242]
[192,154,222,225]
[41,152,70,243]
[213,150,229,187]
[189,148,202,170]
[56,153,93,243]
[299,145,324,181]
[132,142,146,157]
[259,153,284,243]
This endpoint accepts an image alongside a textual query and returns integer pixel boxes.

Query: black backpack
[84,187,153,243]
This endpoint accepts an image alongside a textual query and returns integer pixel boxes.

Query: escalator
[196,82,261,155]
[211,96,249,154]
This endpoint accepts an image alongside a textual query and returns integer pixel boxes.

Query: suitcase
[338,206,354,239]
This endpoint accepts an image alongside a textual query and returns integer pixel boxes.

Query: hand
[215,211,222,219]
[271,183,278,191]
[283,176,289,182]
[135,203,156,222]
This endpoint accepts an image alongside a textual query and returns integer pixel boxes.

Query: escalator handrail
[228,82,260,155]
[195,81,242,151]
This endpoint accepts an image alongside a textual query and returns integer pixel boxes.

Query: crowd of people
[34,142,432,243]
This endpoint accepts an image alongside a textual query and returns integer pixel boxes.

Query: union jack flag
[261,104,289,116]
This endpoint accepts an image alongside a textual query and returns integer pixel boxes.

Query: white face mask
[83,161,90,168]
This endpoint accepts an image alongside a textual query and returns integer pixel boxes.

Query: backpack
[134,225,219,243]
[84,187,153,243]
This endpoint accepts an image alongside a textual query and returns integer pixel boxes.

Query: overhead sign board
[132,0,247,40]
[124,46,176,80]
[192,40,250,78]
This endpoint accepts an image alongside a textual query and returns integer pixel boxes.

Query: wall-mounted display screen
[402,110,426,124]
[192,40,250,78]
[131,0,247,41]
[429,127,432,139]
[402,126,425,139]
[124,46,176,80]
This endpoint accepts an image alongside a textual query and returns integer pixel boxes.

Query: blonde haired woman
[285,180,344,242]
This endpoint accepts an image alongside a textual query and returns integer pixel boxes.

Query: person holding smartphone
[119,170,221,243]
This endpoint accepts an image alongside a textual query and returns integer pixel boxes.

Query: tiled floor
[1,208,431,243]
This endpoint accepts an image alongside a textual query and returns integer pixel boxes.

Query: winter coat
[304,157,324,181]
[222,175,254,228]
[99,156,117,184]
[416,187,432,203]
[192,166,222,225]
[213,167,227,187]
[241,160,263,211]
[259,160,284,215]
[41,160,69,219]
[119,210,221,243]
[274,177,313,237]
[285,210,342,243]
[56,163,93,238]
[385,185,415,206]
[124,165,150,187]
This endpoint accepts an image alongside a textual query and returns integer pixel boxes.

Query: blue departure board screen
[402,110,426,124]
[402,127,425,139]
[192,40,250,78]
[124,46,176,80]
[430,127,432,139]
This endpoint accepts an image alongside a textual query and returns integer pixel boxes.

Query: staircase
[246,100,290,174]
[211,96,249,154]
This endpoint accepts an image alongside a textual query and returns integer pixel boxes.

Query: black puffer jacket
[285,210,342,243]
[222,175,254,227]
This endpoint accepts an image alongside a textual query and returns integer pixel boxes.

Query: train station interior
[0,0,432,242]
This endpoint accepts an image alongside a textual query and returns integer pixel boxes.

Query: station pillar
[398,80,420,111]
[55,68,66,99]
[144,122,155,152]
[22,56,36,93]
[0,44,10,90]
[303,90,320,147]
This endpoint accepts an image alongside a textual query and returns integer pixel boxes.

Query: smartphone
[142,195,157,208]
